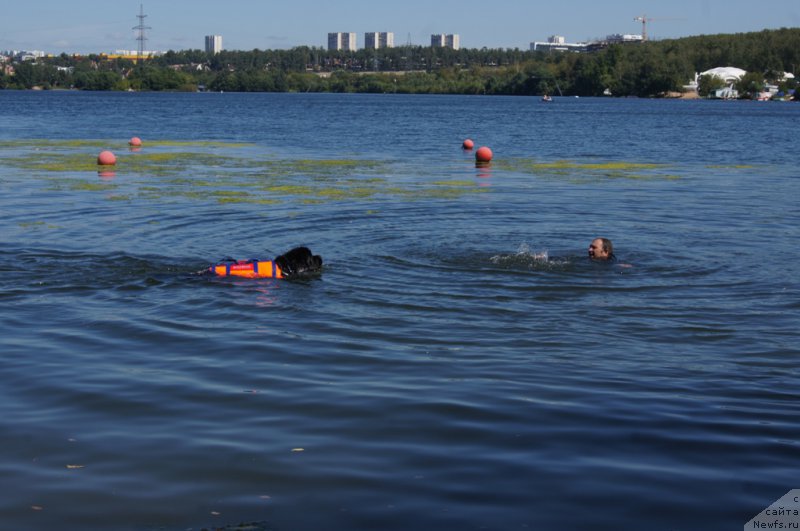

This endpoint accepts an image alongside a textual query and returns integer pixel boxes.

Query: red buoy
[129,137,142,147]
[97,150,117,166]
[475,146,493,163]
[462,138,474,150]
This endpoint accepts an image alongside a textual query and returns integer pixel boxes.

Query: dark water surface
[1,91,798,530]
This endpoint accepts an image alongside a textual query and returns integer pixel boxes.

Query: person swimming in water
[588,237,616,261]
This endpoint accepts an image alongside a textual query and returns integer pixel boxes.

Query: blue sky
[3,0,799,55]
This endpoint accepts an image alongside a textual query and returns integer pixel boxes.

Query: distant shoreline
[3,28,798,98]
[7,87,798,102]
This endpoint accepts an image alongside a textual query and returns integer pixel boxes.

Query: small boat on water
[541,94,553,102]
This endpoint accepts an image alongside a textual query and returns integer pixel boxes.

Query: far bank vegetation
[2,28,798,99]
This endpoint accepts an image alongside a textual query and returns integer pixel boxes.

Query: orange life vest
[209,260,284,279]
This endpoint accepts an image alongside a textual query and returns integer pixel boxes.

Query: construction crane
[633,15,653,41]
[633,14,684,41]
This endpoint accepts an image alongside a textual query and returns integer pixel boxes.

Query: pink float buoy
[475,146,493,163]
[97,150,117,166]
[129,137,142,147]
[462,138,474,150]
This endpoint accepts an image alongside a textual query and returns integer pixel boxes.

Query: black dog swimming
[208,246,323,279]
[274,246,323,277]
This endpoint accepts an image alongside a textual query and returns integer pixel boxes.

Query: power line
[133,4,151,62]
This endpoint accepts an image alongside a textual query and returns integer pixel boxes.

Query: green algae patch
[497,159,669,179]
[431,180,475,187]
[567,161,660,171]
[259,179,386,201]
[163,189,252,202]
[162,178,234,187]
[356,177,388,184]
[315,187,378,199]
[423,186,487,199]
[147,140,255,149]
[706,164,754,170]
[295,159,373,169]
[0,139,113,149]
[250,158,388,179]
[69,180,117,191]
[18,221,45,228]
[18,220,60,230]
[217,197,281,205]
[209,190,247,197]
[5,153,103,173]
[1,139,486,206]
[502,159,663,172]
[0,140,254,176]
[0,139,255,150]
[123,152,244,175]
[395,186,487,200]
[2,150,248,177]
[17,221,47,229]
[261,184,317,196]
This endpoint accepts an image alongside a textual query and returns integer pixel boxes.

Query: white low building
[531,35,587,52]
[700,66,747,84]
[684,67,747,99]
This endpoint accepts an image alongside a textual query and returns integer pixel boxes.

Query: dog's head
[274,246,323,278]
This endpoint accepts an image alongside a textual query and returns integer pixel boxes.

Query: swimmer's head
[588,238,613,260]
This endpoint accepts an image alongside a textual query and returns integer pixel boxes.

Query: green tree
[11,61,61,89]
[736,71,765,98]
[73,71,120,91]
[697,74,726,97]
[572,55,609,96]
[131,66,194,91]
[329,71,355,93]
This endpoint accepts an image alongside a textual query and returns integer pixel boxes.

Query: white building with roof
[531,35,587,52]
[700,67,747,84]
[606,34,644,43]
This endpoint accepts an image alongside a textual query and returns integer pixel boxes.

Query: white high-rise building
[364,32,395,49]
[205,35,222,54]
[328,32,357,51]
[431,34,460,50]
[446,34,460,50]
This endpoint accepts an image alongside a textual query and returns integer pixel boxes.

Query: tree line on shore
[2,28,799,98]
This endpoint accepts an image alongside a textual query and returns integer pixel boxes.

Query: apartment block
[328,32,357,51]
[205,35,223,54]
[431,34,460,50]
[364,32,395,50]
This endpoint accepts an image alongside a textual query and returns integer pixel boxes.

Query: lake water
[0,91,798,530]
